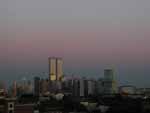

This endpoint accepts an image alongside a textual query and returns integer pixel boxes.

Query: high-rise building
[34,77,40,96]
[61,78,73,94]
[87,80,95,96]
[84,79,88,97]
[0,82,6,97]
[95,78,105,94]
[40,79,49,95]
[72,79,80,97]
[48,57,63,81]
[104,69,114,81]
[79,79,84,97]
[12,81,17,97]
[103,68,117,94]
[24,80,33,94]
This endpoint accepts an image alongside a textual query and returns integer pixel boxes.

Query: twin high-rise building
[48,57,63,81]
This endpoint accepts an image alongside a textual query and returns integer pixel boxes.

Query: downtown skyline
[0,0,150,87]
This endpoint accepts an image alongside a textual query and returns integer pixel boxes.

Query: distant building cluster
[6,57,117,98]
[30,57,118,97]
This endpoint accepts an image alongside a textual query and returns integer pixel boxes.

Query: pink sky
[2,25,150,66]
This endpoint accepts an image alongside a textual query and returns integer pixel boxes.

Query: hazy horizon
[1,0,150,87]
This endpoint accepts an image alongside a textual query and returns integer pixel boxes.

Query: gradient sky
[0,0,150,87]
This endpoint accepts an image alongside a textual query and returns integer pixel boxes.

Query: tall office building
[72,79,80,97]
[12,81,17,97]
[49,57,63,81]
[56,58,63,81]
[103,68,117,94]
[34,77,40,96]
[40,79,49,95]
[104,69,114,81]
[87,80,95,96]
[95,78,105,94]
[79,79,84,97]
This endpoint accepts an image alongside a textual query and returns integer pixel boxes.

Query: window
[8,103,14,109]
[9,104,13,108]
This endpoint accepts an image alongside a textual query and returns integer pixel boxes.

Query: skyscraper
[56,58,63,81]
[48,57,63,81]
[103,68,118,94]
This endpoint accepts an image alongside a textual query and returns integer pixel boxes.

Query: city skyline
[1,0,150,87]
[0,57,149,88]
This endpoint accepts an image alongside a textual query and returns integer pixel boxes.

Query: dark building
[103,68,117,94]
[0,97,16,113]
[40,79,50,95]
[72,79,80,97]
[34,77,40,96]
[84,79,88,98]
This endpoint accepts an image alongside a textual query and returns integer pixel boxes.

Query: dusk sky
[1,0,150,87]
